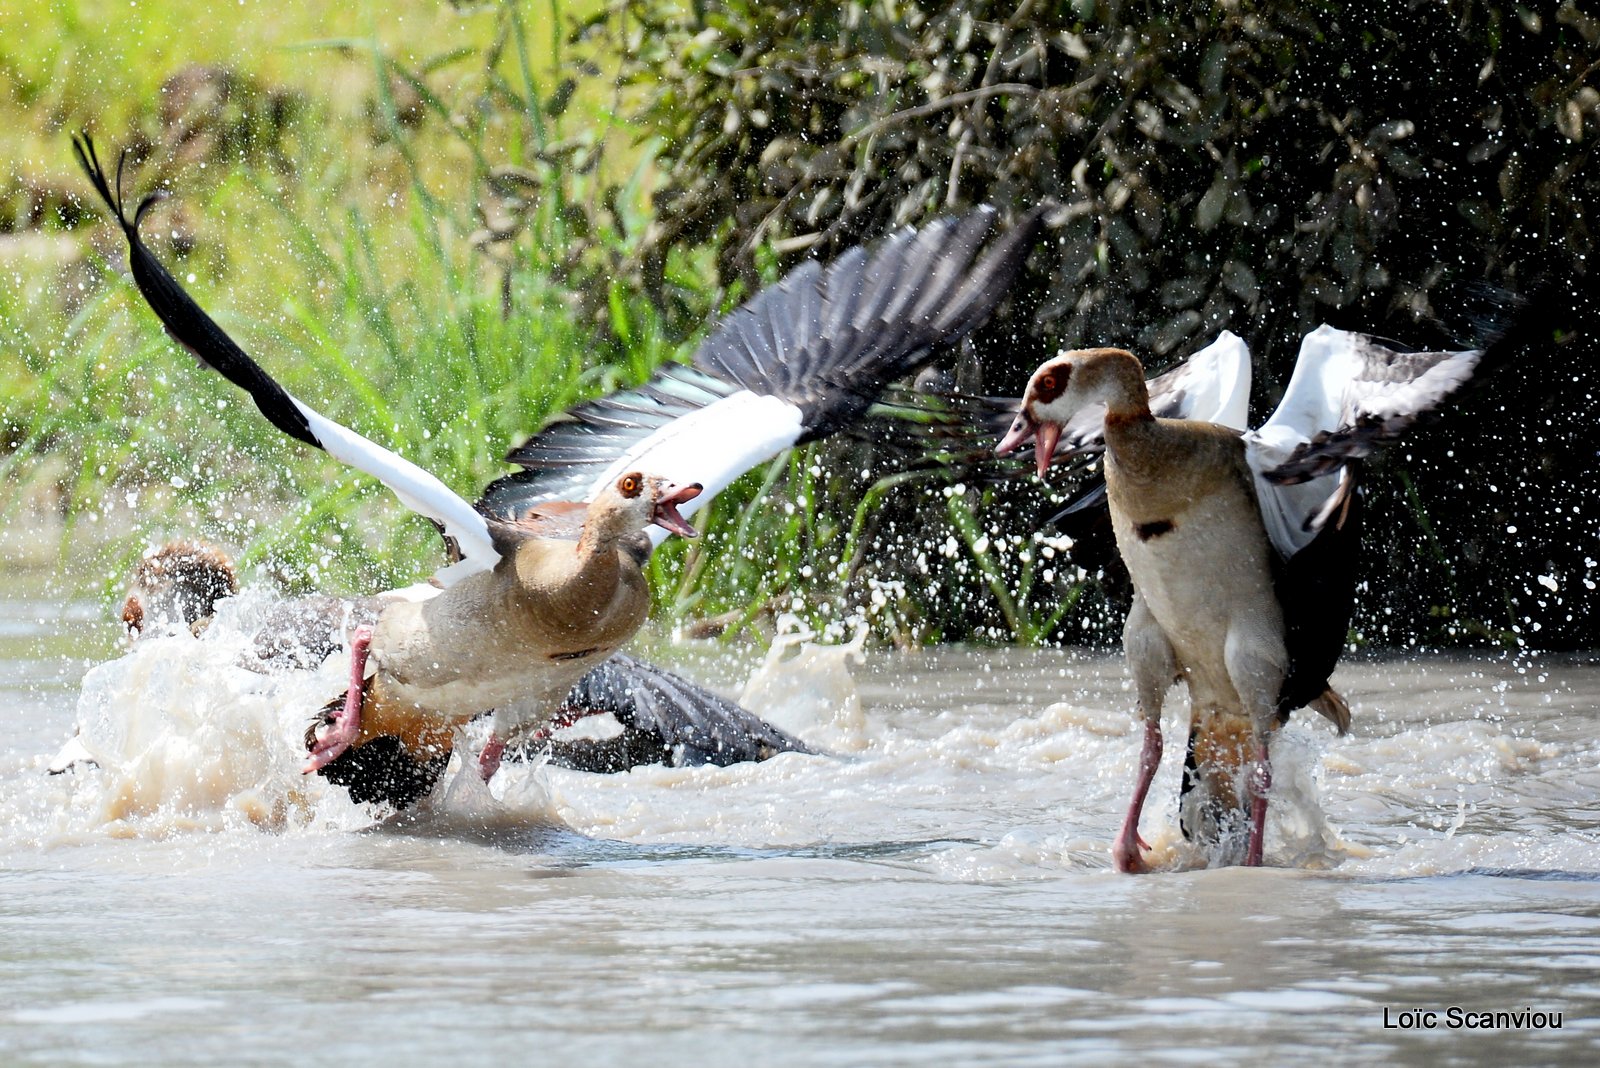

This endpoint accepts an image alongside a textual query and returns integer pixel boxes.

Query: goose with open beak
[74,133,1043,805]
[307,472,702,781]
[73,135,708,786]
[998,323,1493,869]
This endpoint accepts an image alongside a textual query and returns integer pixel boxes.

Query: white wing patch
[581,390,806,547]
[293,400,498,584]
[1167,329,1251,429]
[1246,441,1346,559]
[1244,327,1355,557]
[1244,324,1478,558]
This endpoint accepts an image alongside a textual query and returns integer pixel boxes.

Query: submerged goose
[119,540,239,638]
[74,135,1042,804]
[998,325,1485,869]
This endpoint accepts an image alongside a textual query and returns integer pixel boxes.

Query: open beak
[651,482,703,538]
[996,414,1063,479]
[1033,421,1062,479]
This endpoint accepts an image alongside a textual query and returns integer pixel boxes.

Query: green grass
[3,170,675,592]
[1,1,678,594]
[0,2,840,623]
[0,1,1079,647]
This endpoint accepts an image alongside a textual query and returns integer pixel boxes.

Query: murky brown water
[2,591,1598,1065]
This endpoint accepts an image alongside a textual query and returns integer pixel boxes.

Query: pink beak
[651,482,703,538]
[996,415,1063,479]
[996,413,1034,456]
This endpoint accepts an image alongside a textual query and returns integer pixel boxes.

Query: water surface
[2,592,1597,1065]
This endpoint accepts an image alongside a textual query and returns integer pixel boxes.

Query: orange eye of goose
[617,473,642,498]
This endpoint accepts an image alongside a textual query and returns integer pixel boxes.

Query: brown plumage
[121,540,238,638]
[1000,348,1348,871]
[304,473,701,783]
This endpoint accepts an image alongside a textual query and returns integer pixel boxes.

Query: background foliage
[583,0,1600,649]
[2,1,1596,650]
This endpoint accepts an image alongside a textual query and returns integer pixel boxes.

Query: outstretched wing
[534,652,813,771]
[1253,325,1481,484]
[1246,325,1479,557]
[73,135,498,584]
[478,206,1048,536]
[481,365,804,532]
[1059,329,1253,454]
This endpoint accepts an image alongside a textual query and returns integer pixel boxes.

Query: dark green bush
[597,1,1594,352]
[572,0,1598,649]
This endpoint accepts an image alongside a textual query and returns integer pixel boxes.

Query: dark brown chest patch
[1033,363,1071,403]
[1135,519,1175,541]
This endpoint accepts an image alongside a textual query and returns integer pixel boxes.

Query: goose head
[584,471,703,548]
[996,348,1149,477]
[122,540,239,638]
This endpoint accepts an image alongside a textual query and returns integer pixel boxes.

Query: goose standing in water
[73,135,1043,805]
[998,326,1487,869]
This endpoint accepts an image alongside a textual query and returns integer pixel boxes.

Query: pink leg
[480,705,602,778]
[304,624,373,773]
[1112,718,1163,873]
[524,705,601,746]
[1245,739,1271,866]
[478,734,506,781]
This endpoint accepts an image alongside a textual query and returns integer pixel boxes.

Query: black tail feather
[316,735,450,810]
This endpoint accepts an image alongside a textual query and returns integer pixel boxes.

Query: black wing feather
[72,134,321,451]
[1272,489,1363,717]
[536,653,813,771]
[483,206,1045,518]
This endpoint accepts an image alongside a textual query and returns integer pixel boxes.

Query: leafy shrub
[595,1,1593,356]
[573,0,1599,648]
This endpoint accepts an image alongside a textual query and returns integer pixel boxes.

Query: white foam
[61,602,352,834]
[35,594,879,843]
[738,615,869,750]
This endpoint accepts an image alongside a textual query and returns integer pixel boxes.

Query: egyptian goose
[73,136,704,786]
[119,540,239,638]
[48,539,245,777]
[998,325,1487,869]
[74,135,1041,804]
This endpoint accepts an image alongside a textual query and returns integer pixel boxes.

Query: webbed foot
[304,624,373,773]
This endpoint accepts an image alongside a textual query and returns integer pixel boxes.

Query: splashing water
[5,590,1599,1064]
[27,592,876,844]
[9,587,1595,882]
[737,614,869,750]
